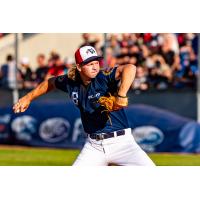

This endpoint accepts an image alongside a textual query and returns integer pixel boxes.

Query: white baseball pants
[73,128,155,166]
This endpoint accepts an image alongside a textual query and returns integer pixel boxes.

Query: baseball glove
[98,93,128,112]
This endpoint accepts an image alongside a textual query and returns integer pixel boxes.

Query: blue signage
[1,102,200,153]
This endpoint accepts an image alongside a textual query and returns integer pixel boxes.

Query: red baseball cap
[75,46,103,65]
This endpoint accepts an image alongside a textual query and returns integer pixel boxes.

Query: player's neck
[80,74,91,86]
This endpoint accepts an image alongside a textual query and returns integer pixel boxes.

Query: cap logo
[86,48,95,55]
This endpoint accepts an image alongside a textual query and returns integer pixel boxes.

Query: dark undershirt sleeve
[54,75,69,93]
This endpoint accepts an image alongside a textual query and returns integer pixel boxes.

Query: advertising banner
[1,102,200,152]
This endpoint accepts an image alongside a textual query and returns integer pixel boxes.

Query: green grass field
[0,145,200,166]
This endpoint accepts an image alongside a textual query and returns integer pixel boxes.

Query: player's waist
[87,128,131,141]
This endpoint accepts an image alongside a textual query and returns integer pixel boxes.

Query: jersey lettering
[88,93,100,100]
[72,92,79,105]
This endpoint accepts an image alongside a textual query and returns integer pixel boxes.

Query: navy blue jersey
[55,67,129,134]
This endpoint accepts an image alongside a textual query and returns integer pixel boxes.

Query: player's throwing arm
[13,77,56,113]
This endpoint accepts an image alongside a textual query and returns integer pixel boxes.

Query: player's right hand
[113,96,128,111]
[13,95,31,113]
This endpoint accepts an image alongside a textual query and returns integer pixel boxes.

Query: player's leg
[105,128,155,166]
[73,139,108,166]
[118,145,156,166]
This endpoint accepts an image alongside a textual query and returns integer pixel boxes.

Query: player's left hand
[98,94,128,112]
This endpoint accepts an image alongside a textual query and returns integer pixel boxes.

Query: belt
[88,130,125,141]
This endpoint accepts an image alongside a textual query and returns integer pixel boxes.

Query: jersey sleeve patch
[102,68,114,76]
[99,67,119,85]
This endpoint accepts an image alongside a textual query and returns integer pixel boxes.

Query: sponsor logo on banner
[0,124,6,132]
[0,114,11,139]
[72,118,84,142]
[39,118,70,143]
[0,114,11,124]
[132,126,164,152]
[11,116,38,141]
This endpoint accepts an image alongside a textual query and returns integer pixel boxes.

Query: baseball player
[13,46,155,166]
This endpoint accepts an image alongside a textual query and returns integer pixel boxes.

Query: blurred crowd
[0,33,198,91]
[0,52,74,90]
[102,33,198,90]
[0,33,9,39]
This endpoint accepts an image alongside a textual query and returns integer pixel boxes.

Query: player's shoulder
[98,67,116,78]
[56,74,78,86]
[97,67,118,83]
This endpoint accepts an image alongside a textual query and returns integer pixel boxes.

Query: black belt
[88,130,125,141]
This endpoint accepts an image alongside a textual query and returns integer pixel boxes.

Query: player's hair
[68,65,79,81]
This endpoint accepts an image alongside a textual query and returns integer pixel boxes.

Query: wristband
[117,94,128,98]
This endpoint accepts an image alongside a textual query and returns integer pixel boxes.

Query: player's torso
[65,72,129,133]
[68,73,111,112]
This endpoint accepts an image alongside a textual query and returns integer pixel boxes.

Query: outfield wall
[0,100,200,153]
[0,89,197,119]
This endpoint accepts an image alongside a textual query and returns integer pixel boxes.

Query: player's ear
[76,64,81,72]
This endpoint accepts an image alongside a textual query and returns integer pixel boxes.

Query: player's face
[81,60,100,79]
